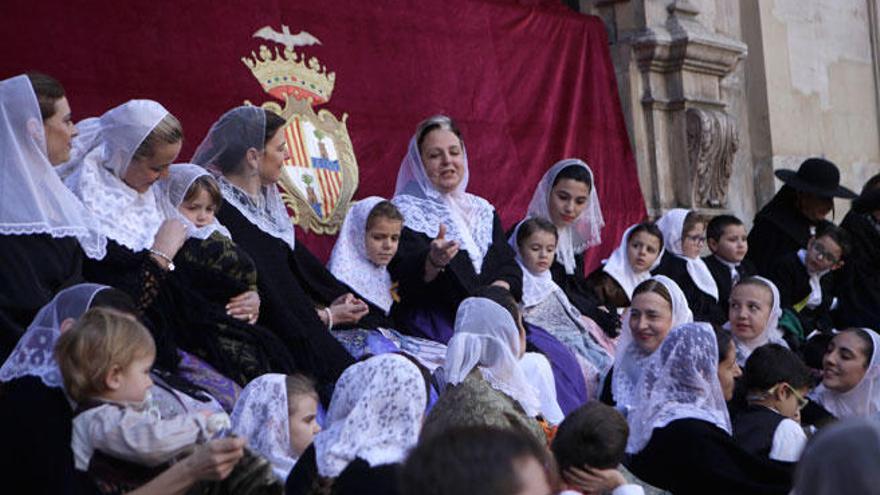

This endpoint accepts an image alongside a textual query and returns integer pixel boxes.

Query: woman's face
[822,331,871,393]
[123,140,182,193]
[288,394,321,457]
[364,217,402,267]
[680,222,706,258]
[43,96,78,165]
[629,291,674,353]
[518,230,557,275]
[420,129,464,194]
[717,341,742,402]
[258,128,289,186]
[178,188,217,228]
[627,231,661,273]
[547,178,590,228]
[728,283,773,343]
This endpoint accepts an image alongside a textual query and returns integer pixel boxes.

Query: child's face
[626,231,661,273]
[364,218,402,267]
[519,230,557,275]
[629,291,673,354]
[547,179,590,228]
[709,224,748,263]
[773,383,809,421]
[805,236,843,274]
[680,222,706,259]
[107,353,154,403]
[288,394,321,457]
[728,283,773,342]
[179,188,217,228]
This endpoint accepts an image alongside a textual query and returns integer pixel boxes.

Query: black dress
[747,186,816,276]
[652,252,726,325]
[0,234,84,360]
[626,418,792,495]
[767,252,836,334]
[332,459,401,495]
[550,254,620,336]
[834,210,880,329]
[217,204,354,399]
[703,255,757,315]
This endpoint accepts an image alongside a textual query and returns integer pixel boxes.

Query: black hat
[774,158,857,199]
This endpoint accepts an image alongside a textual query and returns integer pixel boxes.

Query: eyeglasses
[684,235,706,244]
[768,383,809,410]
[810,241,840,265]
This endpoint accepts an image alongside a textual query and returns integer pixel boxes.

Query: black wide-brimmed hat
[774,158,857,199]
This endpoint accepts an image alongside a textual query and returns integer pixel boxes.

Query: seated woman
[727,276,789,366]
[601,276,692,412]
[626,323,792,495]
[522,158,618,336]
[808,328,880,421]
[0,284,247,495]
[286,353,428,495]
[388,115,521,343]
[834,174,880,329]
[653,208,725,325]
[0,73,106,359]
[192,106,363,401]
[420,297,547,445]
[326,196,447,370]
[585,222,664,316]
[509,217,613,394]
[62,100,241,410]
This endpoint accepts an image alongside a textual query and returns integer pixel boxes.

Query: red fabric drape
[1,0,645,272]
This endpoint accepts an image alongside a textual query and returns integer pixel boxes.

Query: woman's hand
[425,223,459,282]
[227,291,260,324]
[327,293,369,326]
[180,437,246,482]
[563,465,627,495]
[151,218,188,266]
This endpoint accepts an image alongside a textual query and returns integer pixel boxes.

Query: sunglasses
[768,383,809,410]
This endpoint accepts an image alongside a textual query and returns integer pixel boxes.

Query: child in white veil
[726,276,789,366]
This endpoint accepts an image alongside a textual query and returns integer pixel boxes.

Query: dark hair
[706,214,744,242]
[682,211,706,235]
[814,221,851,259]
[472,286,520,325]
[400,427,548,495]
[365,200,403,231]
[713,324,735,364]
[733,276,775,303]
[26,72,65,121]
[214,108,285,175]
[842,328,875,370]
[743,343,812,392]
[89,288,137,316]
[264,110,286,144]
[628,222,663,246]
[515,217,558,249]
[551,402,628,471]
[416,115,463,153]
[632,279,672,307]
[861,173,880,195]
[182,175,223,210]
[551,164,593,189]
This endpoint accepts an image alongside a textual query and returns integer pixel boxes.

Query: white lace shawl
[626,322,731,454]
[726,276,788,367]
[231,374,298,480]
[0,75,107,259]
[656,208,719,301]
[159,163,232,241]
[811,330,880,419]
[612,275,693,416]
[314,354,426,477]
[0,283,108,387]
[62,100,174,252]
[526,159,604,275]
[602,224,665,301]
[444,297,542,417]
[392,134,494,273]
[327,197,393,313]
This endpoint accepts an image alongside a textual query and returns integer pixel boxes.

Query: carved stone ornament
[686,107,739,208]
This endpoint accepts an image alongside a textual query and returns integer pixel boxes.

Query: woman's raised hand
[151,218,188,260]
[428,224,459,267]
[227,291,261,324]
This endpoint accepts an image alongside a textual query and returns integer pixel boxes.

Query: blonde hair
[285,373,318,414]
[55,307,156,403]
[133,113,183,161]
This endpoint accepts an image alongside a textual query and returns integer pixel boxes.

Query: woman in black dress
[834,174,880,329]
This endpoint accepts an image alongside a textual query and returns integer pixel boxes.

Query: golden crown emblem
[242,25,336,105]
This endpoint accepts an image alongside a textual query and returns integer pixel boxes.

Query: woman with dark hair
[747,158,856,275]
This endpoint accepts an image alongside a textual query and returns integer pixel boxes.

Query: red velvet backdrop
[1,0,645,272]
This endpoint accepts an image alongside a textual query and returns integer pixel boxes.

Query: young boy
[732,344,810,464]
[552,402,646,495]
[56,308,229,491]
[704,215,756,315]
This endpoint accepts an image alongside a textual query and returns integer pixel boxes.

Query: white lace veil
[507,220,562,308]
[62,100,174,252]
[526,159,604,275]
[794,418,880,495]
[0,283,108,387]
[602,224,665,301]
[655,208,719,301]
[327,196,394,313]
[612,275,693,415]
[727,276,787,366]
[444,297,542,417]
[392,117,494,273]
[626,322,731,454]
[810,329,880,419]
[314,353,427,477]
[231,374,298,480]
[0,75,107,259]
[158,163,232,240]
[191,106,296,251]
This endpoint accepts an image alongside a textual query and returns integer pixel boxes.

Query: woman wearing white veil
[810,327,880,420]
[726,276,789,367]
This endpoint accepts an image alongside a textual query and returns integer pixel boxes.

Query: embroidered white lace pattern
[159,163,232,241]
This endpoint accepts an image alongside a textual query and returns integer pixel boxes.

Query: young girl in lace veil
[726,276,789,367]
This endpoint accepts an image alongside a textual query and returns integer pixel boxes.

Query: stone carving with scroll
[687,107,739,208]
